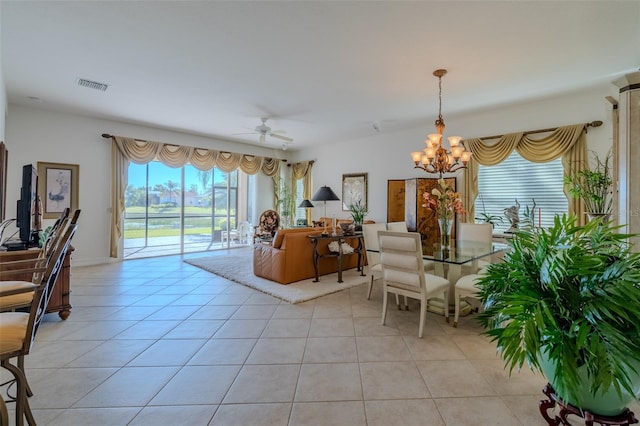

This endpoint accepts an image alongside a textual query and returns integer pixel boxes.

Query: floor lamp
[311,186,340,236]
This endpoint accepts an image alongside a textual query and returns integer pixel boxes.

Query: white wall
[5,105,286,265]
[0,0,6,140]
[6,83,615,265]
[292,84,615,225]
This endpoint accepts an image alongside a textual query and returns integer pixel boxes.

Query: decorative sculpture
[504,199,520,233]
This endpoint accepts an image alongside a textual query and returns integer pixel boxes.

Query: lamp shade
[311,186,340,202]
[298,199,314,208]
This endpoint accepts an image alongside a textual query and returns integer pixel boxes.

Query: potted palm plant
[476,214,640,417]
[564,150,613,219]
[348,199,367,231]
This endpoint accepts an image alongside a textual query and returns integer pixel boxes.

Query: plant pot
[586,212,611,222]
[539,349,640,416]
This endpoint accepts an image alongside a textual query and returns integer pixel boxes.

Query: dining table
[369,238,508,308]
[422,239,508,300]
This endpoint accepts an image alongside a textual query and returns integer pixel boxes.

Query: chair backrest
[31,208,71,283]
[362,223,386,266]
[259,210,280,233]
[458,223,493,243]
[24,209,81,355]
[387,221,408,232]
[378,231,425,293]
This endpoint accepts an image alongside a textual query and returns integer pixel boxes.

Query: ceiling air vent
[76,78,109,92]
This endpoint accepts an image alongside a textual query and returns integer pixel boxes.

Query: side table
[307,233,365,283]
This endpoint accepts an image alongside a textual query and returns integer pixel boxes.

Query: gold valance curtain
[109,135,282,257]
[291,161,314,223]
[462,123,588,226]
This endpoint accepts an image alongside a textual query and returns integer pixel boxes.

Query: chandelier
[411,69,472,176]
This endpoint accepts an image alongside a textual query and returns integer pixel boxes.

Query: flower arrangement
[422,178,465,219]
[423,178,465,247]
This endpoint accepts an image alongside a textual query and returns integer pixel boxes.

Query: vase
[438,217,453,249]
[586,212,611,223]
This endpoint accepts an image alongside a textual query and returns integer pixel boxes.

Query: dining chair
[386,221,408,232]
[448,273,484,328]
[378,231,450,338]
[361,223,387,300]
[385,221,436,310]
[0,209,79,426]
[458,222,493,274]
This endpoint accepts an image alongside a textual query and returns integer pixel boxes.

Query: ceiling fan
[235,117,293,144]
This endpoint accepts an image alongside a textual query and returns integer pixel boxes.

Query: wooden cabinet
[387,178,457,247]
[0,247,73,319]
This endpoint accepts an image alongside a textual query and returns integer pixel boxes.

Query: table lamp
[311,186,340,236]
[298,199,314,226]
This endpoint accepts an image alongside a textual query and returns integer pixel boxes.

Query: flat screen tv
[15,164,38,248]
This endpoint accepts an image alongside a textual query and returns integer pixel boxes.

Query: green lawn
[124,227,213,239]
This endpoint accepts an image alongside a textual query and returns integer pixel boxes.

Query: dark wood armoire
[387,178,457,247]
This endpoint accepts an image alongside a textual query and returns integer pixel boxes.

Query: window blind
[476,151,568,233]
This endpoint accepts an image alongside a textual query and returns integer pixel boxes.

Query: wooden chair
[0,208,70,312]
[253,210,280,242]
[0,209,80,425]
[378,231,450,338]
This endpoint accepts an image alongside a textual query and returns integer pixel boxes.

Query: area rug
[184,251,369,304]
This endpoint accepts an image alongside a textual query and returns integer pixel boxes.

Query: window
[123,161,252,258]
[475,151,568,233]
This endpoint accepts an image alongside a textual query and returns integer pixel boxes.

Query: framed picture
[37,162,79,219]
[342,172,367,211]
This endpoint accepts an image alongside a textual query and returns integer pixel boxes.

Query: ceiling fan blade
[269,132,293,142]
[232,132,259,136]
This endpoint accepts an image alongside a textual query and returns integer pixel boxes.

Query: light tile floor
[5,250,637,425]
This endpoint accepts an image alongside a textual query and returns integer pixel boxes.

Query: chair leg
[18,356,33,397]
[2,359,35,426]
[454,291,461,328]
[443,290,449,322]
[0,392,8,426]
[418,300,426,338]
[366,275,374,300]
[395,293,401,310]
[381,290,388,325]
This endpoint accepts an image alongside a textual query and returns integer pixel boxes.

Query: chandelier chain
[410,68,472,177]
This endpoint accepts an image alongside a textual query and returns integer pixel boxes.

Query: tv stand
[0,246,74,319]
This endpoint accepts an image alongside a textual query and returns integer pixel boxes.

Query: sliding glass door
[123,161,252,258]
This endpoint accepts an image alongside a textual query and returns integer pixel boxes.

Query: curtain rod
[101,133,289,162]
[474,120,603,141]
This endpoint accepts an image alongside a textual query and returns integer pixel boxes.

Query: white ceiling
[2,1,639,151]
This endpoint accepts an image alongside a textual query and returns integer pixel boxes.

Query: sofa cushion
[272,227,314,249]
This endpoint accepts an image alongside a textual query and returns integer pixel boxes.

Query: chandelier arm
[446,164,468,174]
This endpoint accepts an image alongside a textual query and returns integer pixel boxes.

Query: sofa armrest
[253,243,287,283]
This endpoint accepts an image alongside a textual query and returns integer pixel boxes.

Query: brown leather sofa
[253,227,362,284]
